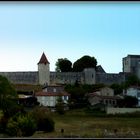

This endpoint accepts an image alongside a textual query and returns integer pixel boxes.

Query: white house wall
[37,96,69,107]
[126,87,140,107]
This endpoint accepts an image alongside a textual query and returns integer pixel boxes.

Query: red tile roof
[88,93,121,100]
[35,91,70,96]
[13,84,42,92]
[38,52,50,64]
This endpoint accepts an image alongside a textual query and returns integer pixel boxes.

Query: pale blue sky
[0,2,140,73]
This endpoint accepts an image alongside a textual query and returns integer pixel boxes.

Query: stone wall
[50,72,84,85]
[106,107,140,114]
[0,70,129,86]
[0,71,38,85]
[96,73,126,85]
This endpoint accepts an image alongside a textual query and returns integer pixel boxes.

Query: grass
[1,108,140,138]
[31,108,140,138]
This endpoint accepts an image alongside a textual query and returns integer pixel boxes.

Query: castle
[0,53,139,86]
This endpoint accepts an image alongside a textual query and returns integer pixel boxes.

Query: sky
[0,1,140,73]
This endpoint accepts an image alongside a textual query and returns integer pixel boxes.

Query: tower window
[53,88,56,92]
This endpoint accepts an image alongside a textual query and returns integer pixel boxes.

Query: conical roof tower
[38,52,50,85]
[38,52,50,65]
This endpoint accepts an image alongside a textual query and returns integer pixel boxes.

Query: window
[64,96,67,100]
[112,100,115,105]
[105,100,108,104]
[53,88,56,92]
[44,88,47,92]
[137,92,140,97]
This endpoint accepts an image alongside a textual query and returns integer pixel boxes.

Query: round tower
[38,52,50,85]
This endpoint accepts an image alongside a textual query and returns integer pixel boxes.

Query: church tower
[38,52,50,85]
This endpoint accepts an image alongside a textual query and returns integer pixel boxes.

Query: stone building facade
[123,54,140,79]
[0,53,136,86]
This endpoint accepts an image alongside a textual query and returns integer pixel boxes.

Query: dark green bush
[3,101,26,119]
[37,116,55,132]
[17,114,37,136]
[6,117,19,136]
[6,113,37,137]
[55,97,65,114]
[29,106,55,132]
[0,115,9,133]
[56,102,65,115]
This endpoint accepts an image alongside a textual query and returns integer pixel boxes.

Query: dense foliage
[6,113,37,137]
[29,107,55,132]
[55,55,97,72]
[110,84,123,95]
[125,74,140,88]
[65,83,105,108]
[55,97,65,114]
[55,58,72,72]
[0,75,19,117]
[117,95,138,108]
[73,55,97,72]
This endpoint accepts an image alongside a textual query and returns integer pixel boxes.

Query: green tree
[0,75,18,117]
[125,74,140,88]
[110,84,123,95]
[55,97,65,114]
[123,95,138,107]
[65,85,87,108]
[29,106,55,132]
[55,58,72,72]
[73,55,97,72]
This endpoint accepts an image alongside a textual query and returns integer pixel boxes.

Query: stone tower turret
[38,52,50,85]
[83,68,96,85]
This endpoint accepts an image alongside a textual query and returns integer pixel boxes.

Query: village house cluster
[1,53,140,108]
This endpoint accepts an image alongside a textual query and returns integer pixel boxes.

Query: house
[14,84,42,106]
[87,87,122,107]
[124,86,140,107]
[96,87,114,96]
[35,85,70,107]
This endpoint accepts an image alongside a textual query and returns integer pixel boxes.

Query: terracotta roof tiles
[35,91,70,96]
[38,52,50,64]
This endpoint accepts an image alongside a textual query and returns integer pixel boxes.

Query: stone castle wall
[96,72,126,85]
[0,72,38,85]
[50,72,84,85]
[0,70,127,86]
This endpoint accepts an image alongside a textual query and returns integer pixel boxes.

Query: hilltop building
[123,54,140,79]
[0,53,137,86]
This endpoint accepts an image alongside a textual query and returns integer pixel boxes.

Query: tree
[110,84,123,95]
[55,97,65,114]
[123,95,138,107]
[125,74,140,88]
[65,85,88,108]
[0,75,18,117]
[55,58,72,72]
[73,55,97,72]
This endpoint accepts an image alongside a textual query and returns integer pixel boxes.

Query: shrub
[3,101,26,119]
[56,102,65,115]
[17,114,37,136]
[29,106,55,132]
[37,116,54,132]
[6,117,19,136]
[0,115,9,133]
[55,97,65,114]
[6,113,37,137]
